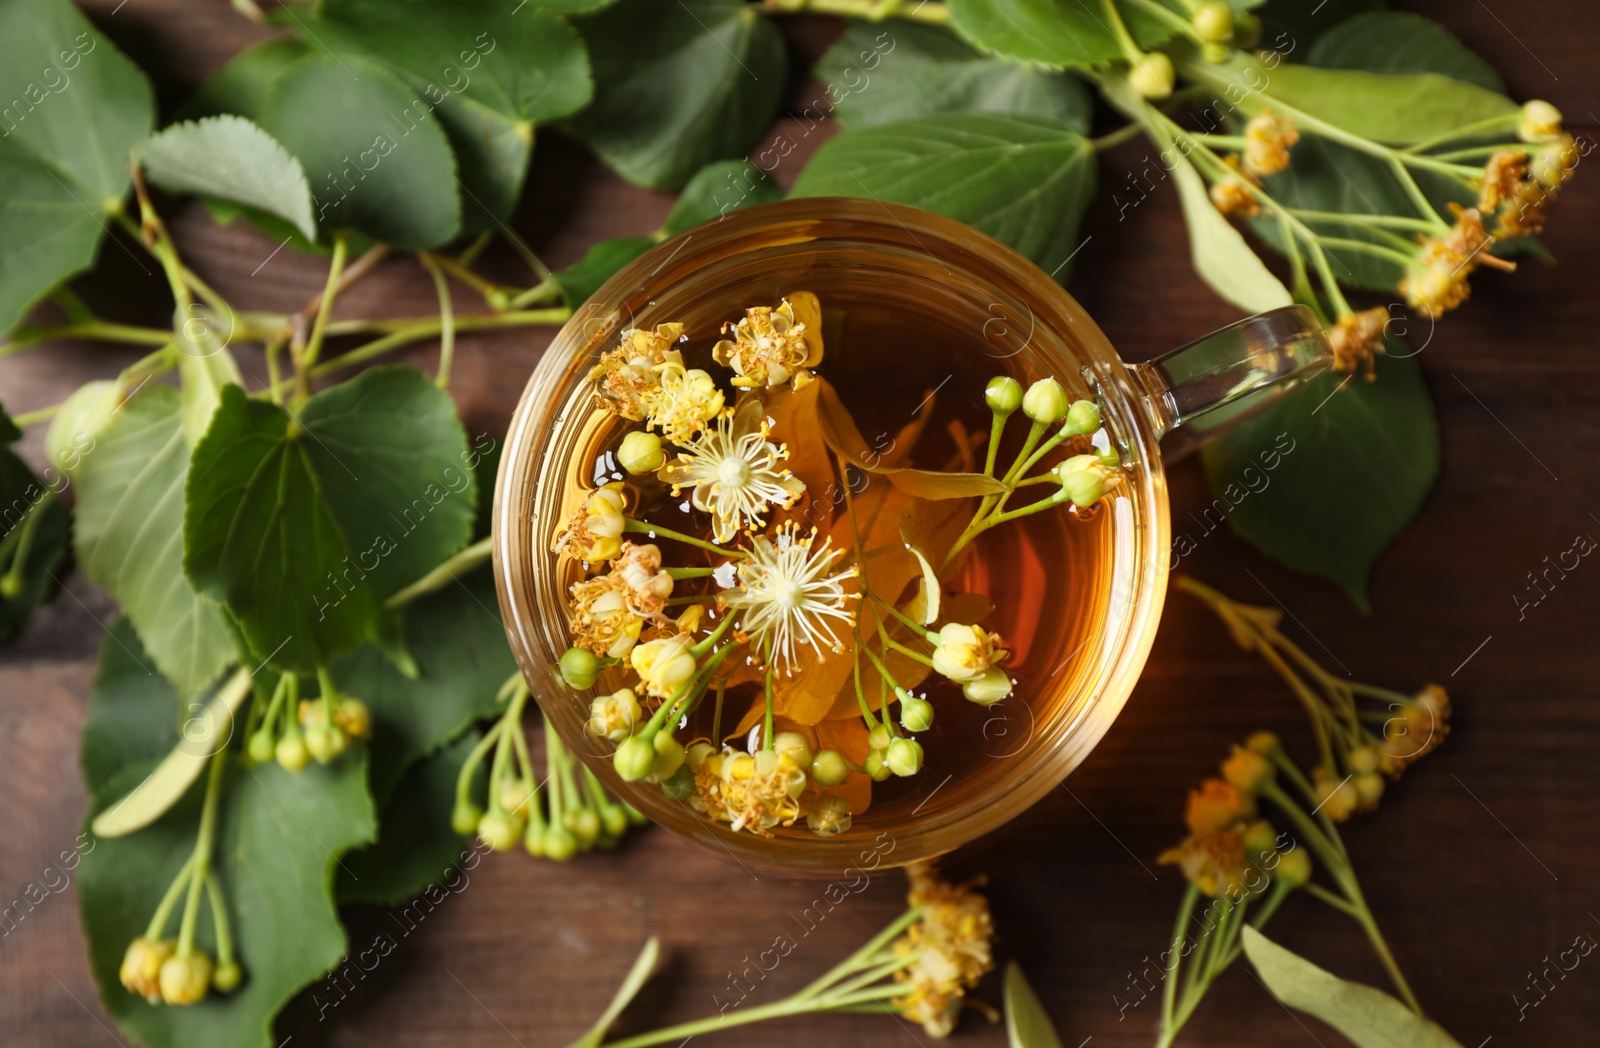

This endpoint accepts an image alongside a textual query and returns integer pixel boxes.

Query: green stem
[763,0,949,26]
[1090,122,1145,152]
[1401,112,1520,155]
[624,519,742,558]
[762,666,776,750]
[1160,884,1200,1034]
[178,750,229,956]
[1313,236,1419,267]
[1352,900,1423,1014]
[299,232,348,373]
[1288,209,1440,233]
[301,309,570,384]
[204,871,236,969]
[1,490,53,594]
[456,719,504,806]
[144,856,197,940]
[385,537,493,609]
[982,410,1006,476]
[0,320,173,355]
[508,278,561,310]
[1305,881,1360,917]
[421,254,457,390]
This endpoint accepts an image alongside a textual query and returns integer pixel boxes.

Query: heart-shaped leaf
[818,22,1093,132]
[791,114,1098,280]
[570,0,786,189]
[947,0,1179,70]
[1243,927,1464,1047]
[138,116,317,240]
[184,367,476,669]
[73,384,238,694]
[662,159,783,236]
[0,0,154,331]
[260,53,460,248]
[1199,350,1439,610]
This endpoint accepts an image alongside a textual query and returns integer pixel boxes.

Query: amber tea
[542,266,1130,844]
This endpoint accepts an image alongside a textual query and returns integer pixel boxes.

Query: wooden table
[3,2,1596,1046]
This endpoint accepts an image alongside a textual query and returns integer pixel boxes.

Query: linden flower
[569,574,644,658]
[1399,205,1512,320]
[1327,306,1389,380]
[1242,109,1298,177]
[612,541,674,619]
[724,523,856,668]
[1184,778,1257,835]
[120,937,175,1002]
[630,633,698,699]
[1379,683,1451,776]
[1159,824,1250,898]
[712,292,825,389]
[689,745,807,835]
[588,323,685,420]
[1209,154,1260,218]
[892,862,995,1038]
[930,622,1006,683]
[552,483,627,564]
[1477,148,1529,214]
[643,364,725,445]
[659,398,806,544]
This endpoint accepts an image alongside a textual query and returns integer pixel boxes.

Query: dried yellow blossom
[1379,683,1451,776]
[611,541,674,619]
[1210,154,1260,218]
[1477,148,1529,213]
[120,938,175,1002]
[1159,825,1250,897]
[569,573,644,659]
[689,746,807,835]
[1243,109,1298,177]
[712,292,824,389]
[1327,307,1389,381]
[1399,205,1511,319]
[1184,778,1256,835]
[892,862,995,1038]
[589,323,684,420]
[642,364,724,445]
[551,483,627,564]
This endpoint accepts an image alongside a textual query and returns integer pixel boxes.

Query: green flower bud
[1022,376,1070,423]
[810,749,850,787]
[806,796,853,836]
[499,780,533,817]
[614,734,656,781]
[1129,51,1175,100]
[452,800,484,836]
[962,667,1012,706]
[1221,745,1274,794]
[1062,399,1101,436]
[159,951,213,1006]
[599,804,628,838]
[661,763,696,799]
[772,731,814,770]
[1354,772,1385,807]
[686,741,716,768]
[120,937,175,1001]
[566,808,602,847]
[560,647,601,690]
[543,824,578,861]
[0,575,19,599]
[651,731,687,779]
[523,820,546,856]
[305,723,347,764]
[898,694,934,733]
[246,730,275,764]
[1242,819,1277,860]
[1054,454,1110,509]
[885,737,924,777]
[1246,730,1280,755]
[1201,41,1232,64]
[1233,12,1261,47]
[477,809,524,852]
[275,729,310,772]
[213,961,242,993]
[985,375,1023,415]
[864,749,891,781]
[617,430,666,474]
[1275,846,1312,887]
[867,724,893,752]
[1192,1,1234,42]
[623,802,649,826]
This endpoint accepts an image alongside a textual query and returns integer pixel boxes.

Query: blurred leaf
[139,116,317,240]
[73,385,236,694]
[1005,961,1064,1048]
[337,730,479,905]
[181,37,310,121]
[552,235,656,308]
[429,93,534,233]
[947,0,1179,70]
[260,53,460,248]
[185,368,475,669]
[0,404,69,643]
[0,0,154,332]
[1305,11,1502,91]
[1243,927,1464,1047]
[81,620,186,794]
[791,114,1097,279]
[1255,0,1387,51]
[662,159,782,236]
[818,22,1093,132]
[570,0,785,189]
[1168,146,1293,313]
[1200,350,1438,611]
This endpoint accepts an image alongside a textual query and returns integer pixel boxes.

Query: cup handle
[1126,304,1333,462]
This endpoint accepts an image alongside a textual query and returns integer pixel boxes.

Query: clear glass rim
[492,198,1171,873]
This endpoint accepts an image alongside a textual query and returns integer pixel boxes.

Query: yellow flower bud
[772,731,814,771]
[962,667,1013,706]
[1129,51,1175,100]
[1186,779,1256,835]
[1246,730,1280,755]
[1062,399,1101,436]
[1519,99,1563,142]
[451,800,483,835]
[630,634,697,698]
[806,796,853,836]
[1021,376,1070,423]
[617,430,665,474]
[477,809,524,852]
[651,732,687,779]
[331,697,371,739]
[120,937,175,1001]
[864,749,891,781]
[1242,819,1277,859]
[868,724,893,751]
[1193,1,1233,43]
[1312,770,1358,822]
[898,694,934,732]
[159,951,213,1006]
[588,688,642,742]
[213,961,242,993]
[1221,745,1274,794]
[275,729,310,772]
[560,646,601,689]
[931,622,1003,682]
[811,748,850,787]
[1275,846,1312,887]
[886,737,924,777]
[305,722,347,764]
[614,734,656,781]
[1354,772,1385,809]
[543,824,578,861]
[1054,454,1114,509]
[1347,746,1379,775]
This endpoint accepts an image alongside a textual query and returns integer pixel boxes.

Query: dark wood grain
[3,3,1598,1047]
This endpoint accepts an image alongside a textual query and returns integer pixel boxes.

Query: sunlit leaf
[139,116,316,240]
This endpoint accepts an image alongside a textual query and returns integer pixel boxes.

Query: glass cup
[493,199,1330,873]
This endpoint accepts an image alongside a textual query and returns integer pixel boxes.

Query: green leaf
[1243,927,1464,1047]
[1004,961,1064,1048]
[570,937,662,1048]
[337,730,479,905]
[185,367,476,669]
[138,116,317,240]
[0,408,69,642]
[1168,145,1292,313]
[174,316,247,450]
[1305,11,1503,92]
[1255,0,1387,52]
[428,92,534,233]
[947,0,1178,71]
[81,619,187,794]
[0,0,154,332]
[662,159,783,236]
[328,569,512,809]
[878,467,1007,499]
[81,754,376,1048]
[260,53,461,249]
[791,114,1098,279]
[91,668,252,838]
[552,236,655,308]
[181,37,310,121]
[73,385,237,694]
[570,0,786,190]
[817,22,1093,132]
[1199,350,1438,610]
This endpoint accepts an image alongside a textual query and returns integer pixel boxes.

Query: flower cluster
[552,295,1121,838]
[245,669,370,773]
[892,861,997,1037]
